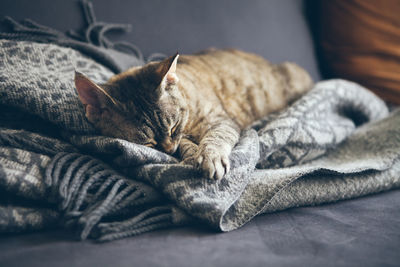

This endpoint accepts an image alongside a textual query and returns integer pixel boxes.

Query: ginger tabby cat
[74,49,312,179]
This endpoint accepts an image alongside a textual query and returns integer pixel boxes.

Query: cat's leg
[195,120,240,180]
[179,137,199,165]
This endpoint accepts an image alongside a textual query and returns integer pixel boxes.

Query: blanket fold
[1,38,399,241]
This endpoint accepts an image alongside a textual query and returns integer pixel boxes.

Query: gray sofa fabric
[0,0,320,80]
[1,189,399,267]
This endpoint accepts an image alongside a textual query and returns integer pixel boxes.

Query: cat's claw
[181,148,230,180]
[196,150,230,180]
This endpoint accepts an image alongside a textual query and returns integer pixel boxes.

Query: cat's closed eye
[170,120,180,137]
[144,140,157,148]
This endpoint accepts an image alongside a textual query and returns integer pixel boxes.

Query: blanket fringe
[0,0,142,61]
[96,206,174,242]
[69,0,143,60]
[0,0,166,67]
[45,152,173,241]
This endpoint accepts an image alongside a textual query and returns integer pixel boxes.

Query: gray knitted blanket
[1,39,400,241]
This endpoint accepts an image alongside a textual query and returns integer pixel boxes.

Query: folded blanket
[1,39,399,241]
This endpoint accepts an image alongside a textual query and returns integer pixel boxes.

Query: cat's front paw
[195,147,230,180]
[180,155,197,166]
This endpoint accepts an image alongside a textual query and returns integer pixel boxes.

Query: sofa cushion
[315,0,400,104]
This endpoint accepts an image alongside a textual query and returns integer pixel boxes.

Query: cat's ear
[156,53,180,90]
[74,71,117,122]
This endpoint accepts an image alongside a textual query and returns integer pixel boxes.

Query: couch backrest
[0,0,320,80]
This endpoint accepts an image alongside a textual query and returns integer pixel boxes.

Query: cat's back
[178,48,270,79]
[177,49,312,128]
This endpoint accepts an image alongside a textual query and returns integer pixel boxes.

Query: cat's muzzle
[161,140,179,154]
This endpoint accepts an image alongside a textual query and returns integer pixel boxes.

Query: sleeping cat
[74,49,312,180]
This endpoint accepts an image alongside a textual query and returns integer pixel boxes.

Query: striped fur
[75,49,313,179]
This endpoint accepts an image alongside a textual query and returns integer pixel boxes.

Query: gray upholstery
[1,190,399,267]
[0,0,320,80]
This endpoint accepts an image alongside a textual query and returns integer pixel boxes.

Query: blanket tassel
[45,152,173,241]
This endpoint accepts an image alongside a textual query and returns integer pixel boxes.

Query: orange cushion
[317,0,400,104]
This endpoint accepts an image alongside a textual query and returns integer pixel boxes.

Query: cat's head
[74,53,188,154]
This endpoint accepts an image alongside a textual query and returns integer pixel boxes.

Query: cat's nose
[161,140,178,154]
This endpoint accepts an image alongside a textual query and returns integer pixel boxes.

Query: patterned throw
[1,39,400,241]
